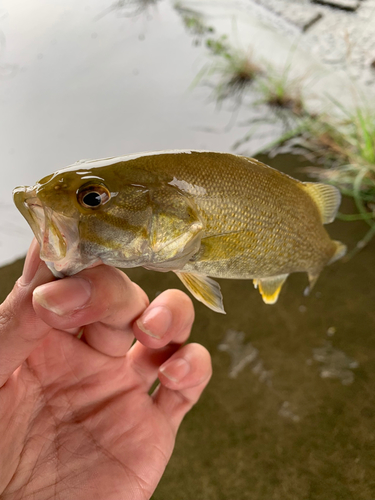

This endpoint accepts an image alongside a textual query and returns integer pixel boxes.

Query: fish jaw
[13,186,99,277]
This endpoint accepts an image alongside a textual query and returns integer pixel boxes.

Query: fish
[13,150,346,313]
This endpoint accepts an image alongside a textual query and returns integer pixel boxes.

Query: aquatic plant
[174,3,214,43]
[194,35,263,103]
[255,65,305,117]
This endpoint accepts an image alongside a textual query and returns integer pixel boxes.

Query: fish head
[13,164,154,277]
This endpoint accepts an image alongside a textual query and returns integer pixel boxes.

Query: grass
[255,65,305,117]
[174,3,214,43]
[193,35,262,103]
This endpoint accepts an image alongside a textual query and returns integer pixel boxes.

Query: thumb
[0,240,54,388]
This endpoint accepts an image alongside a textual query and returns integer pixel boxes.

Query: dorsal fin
[302,182,341,224]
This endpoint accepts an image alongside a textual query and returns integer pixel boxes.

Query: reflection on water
[218,329,300,423]
[218,329,260,379]
[278,401,300,423]
[312,341,359,385]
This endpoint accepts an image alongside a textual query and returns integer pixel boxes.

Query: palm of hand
[2,330,176,500]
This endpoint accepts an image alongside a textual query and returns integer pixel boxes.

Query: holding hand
[0,240,212,500]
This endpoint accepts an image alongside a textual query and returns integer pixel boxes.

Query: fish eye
[77,184,111,209]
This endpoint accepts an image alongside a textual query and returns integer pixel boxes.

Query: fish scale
[13,150,346,313]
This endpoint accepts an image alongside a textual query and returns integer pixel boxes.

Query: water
[1,1,375,499]
[0,0,264,266]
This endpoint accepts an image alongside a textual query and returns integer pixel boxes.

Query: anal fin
[253,274,288,304]
[174,272,226,314]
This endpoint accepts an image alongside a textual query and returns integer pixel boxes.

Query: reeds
[255,66,305,117]
[194,35,262,102]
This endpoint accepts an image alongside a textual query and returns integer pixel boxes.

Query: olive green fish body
[13,150,346,313]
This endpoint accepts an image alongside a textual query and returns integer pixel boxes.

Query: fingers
[0,240,55,388]
[133,288,195,347]
[154,343,212,432]
[130,292,211,433]
[33,266,149,357]
[129,289,195,386]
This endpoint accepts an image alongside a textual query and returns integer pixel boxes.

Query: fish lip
[13,185,84,275]
[13,187,44,244]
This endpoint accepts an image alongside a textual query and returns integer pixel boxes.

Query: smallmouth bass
[13,150,346,313]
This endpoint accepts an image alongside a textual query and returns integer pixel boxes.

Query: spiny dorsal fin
[253,274,288,304]
[302,182,341,224]
[174,271,226,314]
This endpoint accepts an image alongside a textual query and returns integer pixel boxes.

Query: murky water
[1,1,375,499]
[0,0,263,266]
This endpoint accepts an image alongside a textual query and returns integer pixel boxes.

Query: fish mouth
[13,186,83,277]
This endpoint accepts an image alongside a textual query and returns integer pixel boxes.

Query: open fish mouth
[13,186,83,277]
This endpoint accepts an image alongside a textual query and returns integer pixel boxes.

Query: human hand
[0,240,212,500]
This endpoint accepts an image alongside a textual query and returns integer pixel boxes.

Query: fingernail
[160,358,190,383]
[20,239,40,286]
[33,278,91,316]
[136,306,173,339]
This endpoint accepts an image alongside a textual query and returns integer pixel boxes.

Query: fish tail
[328,240,347,265]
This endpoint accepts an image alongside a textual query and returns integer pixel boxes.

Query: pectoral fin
[253,274,288,304]
[174,271,226,314]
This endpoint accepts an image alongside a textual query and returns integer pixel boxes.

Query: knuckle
[0,288,20,332]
